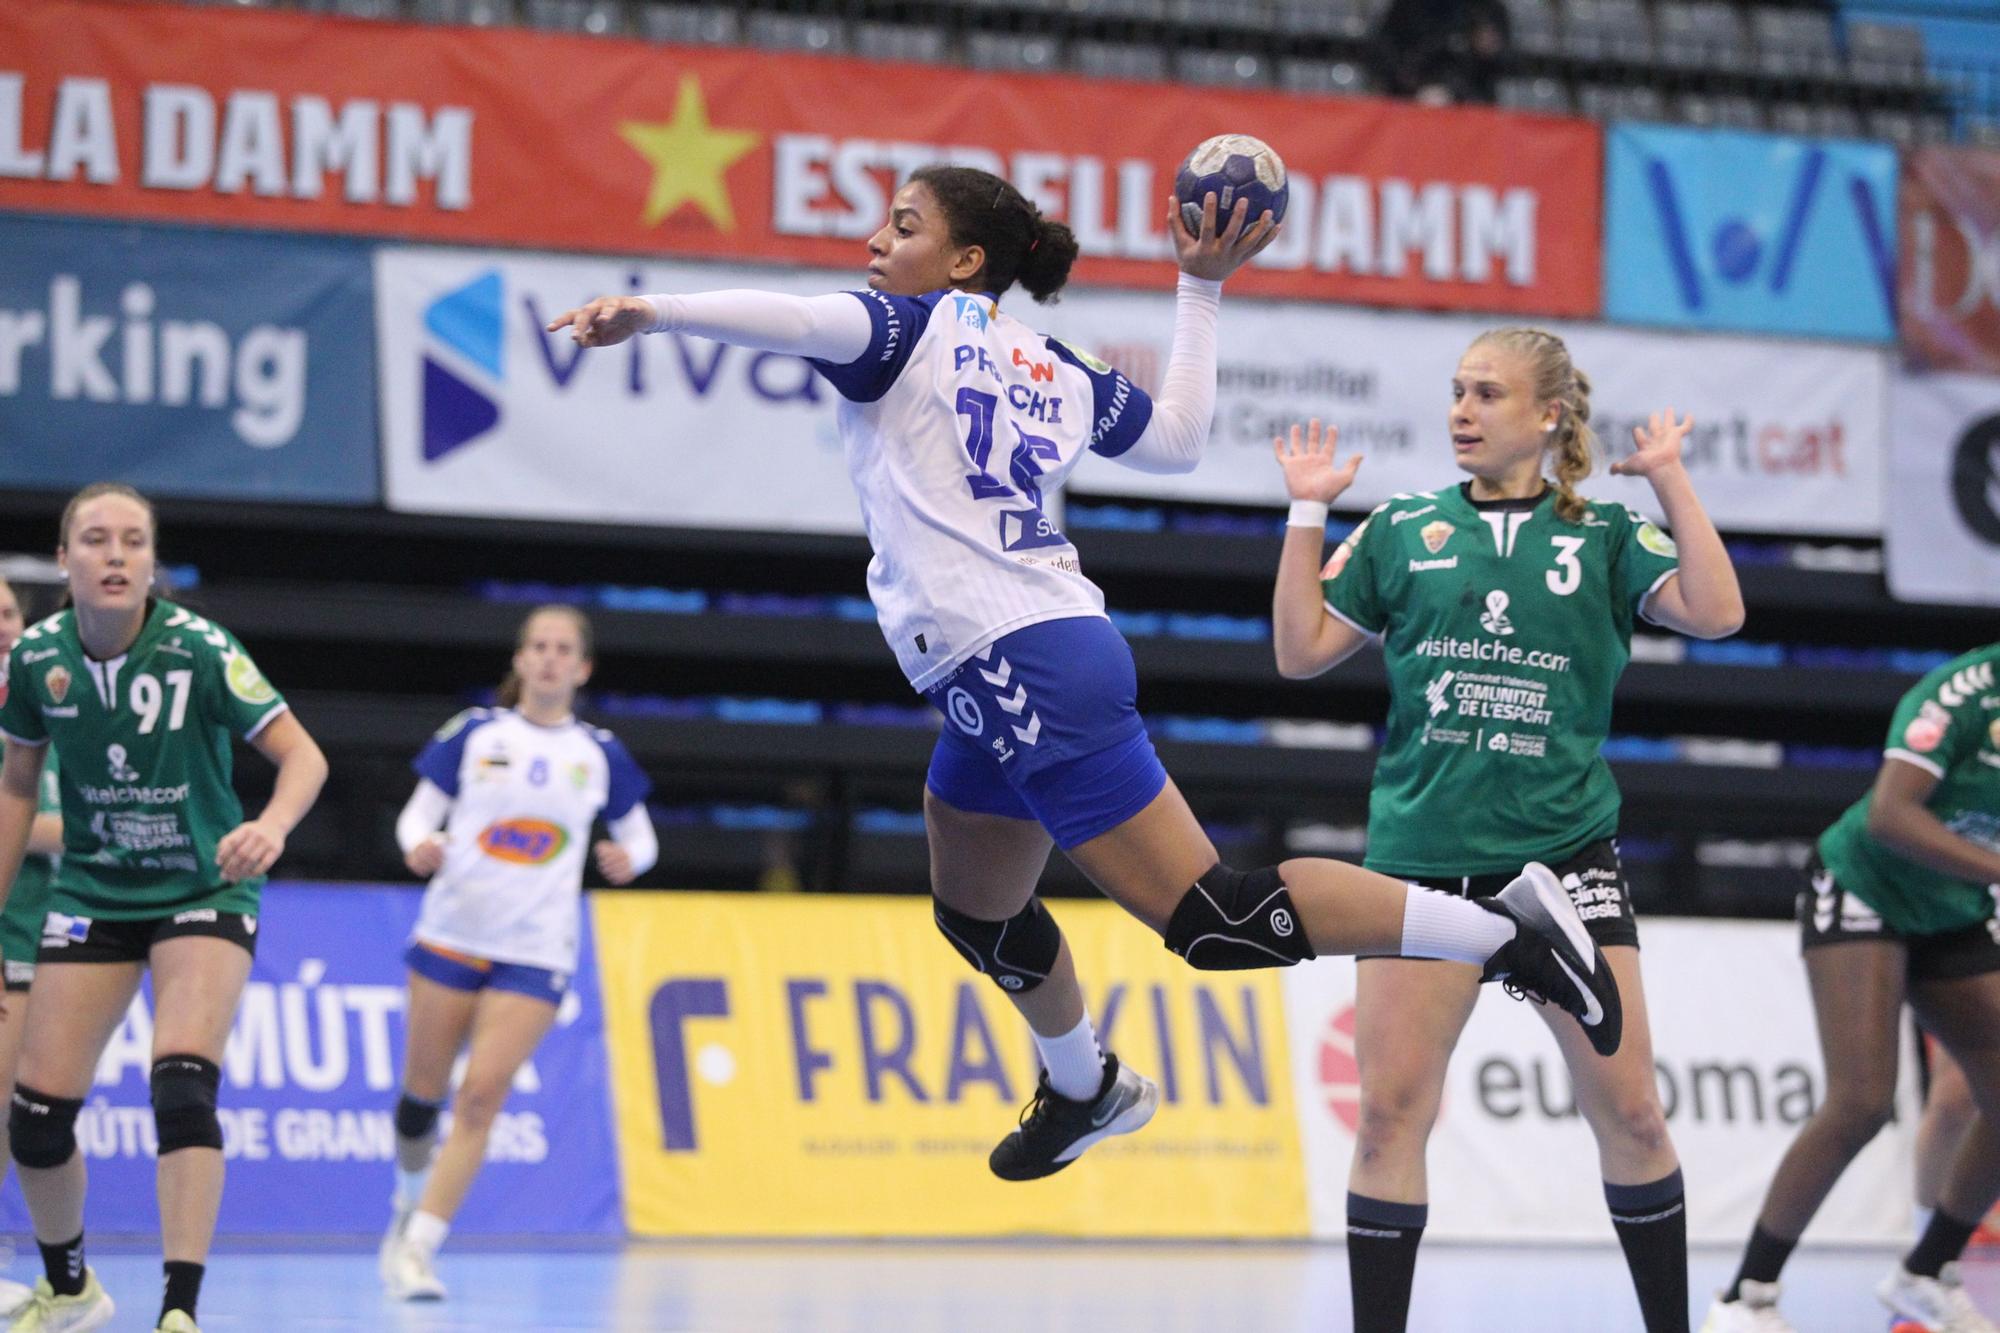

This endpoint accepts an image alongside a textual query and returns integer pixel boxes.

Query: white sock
[1033,1014,1106,1101]
[1399,885,1516,964]
[403,1210,450,1258]
[394,1165,430,1211]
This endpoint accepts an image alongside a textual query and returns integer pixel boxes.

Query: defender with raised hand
[1273,326,1744,1333]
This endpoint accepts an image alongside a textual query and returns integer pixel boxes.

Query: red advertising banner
[1900,146,2000,373]
[0,0,1601,315]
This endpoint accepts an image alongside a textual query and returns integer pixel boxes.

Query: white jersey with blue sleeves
[810,288,1155,692]
[409,707,651,972]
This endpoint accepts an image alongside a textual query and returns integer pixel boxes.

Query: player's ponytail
[1472,327,1596,525]
[910,165,1078,304]
[1552,366,1595,525]
[1017,215,1080,303]
[497,604,594,710]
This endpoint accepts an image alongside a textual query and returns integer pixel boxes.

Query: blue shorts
[922,615,1168,850]
[405,941,569,1007]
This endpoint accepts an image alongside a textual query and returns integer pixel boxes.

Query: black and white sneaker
[1477,862,1624,1057]
[989,1052,1160,1182]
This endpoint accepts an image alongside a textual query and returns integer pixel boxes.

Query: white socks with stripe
[1399,885,1517,964]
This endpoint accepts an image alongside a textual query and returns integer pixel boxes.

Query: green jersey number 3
[1546,537,1586,597]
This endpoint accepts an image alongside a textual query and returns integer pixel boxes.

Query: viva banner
[1,0,1600,316]
[0,883,621,1236]
[1285,921,1918,1244]
[1043,294,1888,536]
[594,892,1305,1237]
[1886,370,2000,606]
[376,243,1883,535]
[0,212,378,503]
[376,247,860,531]
[1900,146,2000,375]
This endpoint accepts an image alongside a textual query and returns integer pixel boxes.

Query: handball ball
[1174,134,1288,236]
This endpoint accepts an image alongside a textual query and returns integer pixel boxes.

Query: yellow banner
[594,892,1306,1237]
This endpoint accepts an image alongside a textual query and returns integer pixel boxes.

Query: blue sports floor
[39,1238,1987,1331]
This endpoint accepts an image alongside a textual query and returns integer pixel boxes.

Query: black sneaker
[989,1052,1160,1182]
[1477,862,1624,1057]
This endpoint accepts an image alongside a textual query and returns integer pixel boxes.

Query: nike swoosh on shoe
[1554,953,1603,1027]
[1090,1089,1133,1129]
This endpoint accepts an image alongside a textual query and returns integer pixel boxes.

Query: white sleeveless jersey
[810,289,1155,692]
[410,708,650,972]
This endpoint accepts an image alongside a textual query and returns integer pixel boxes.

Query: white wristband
[1286,499,1330,529]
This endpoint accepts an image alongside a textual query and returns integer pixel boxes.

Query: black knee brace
[1164,863,1316,970]
[934,896,1063,993]
[10,1084,83,1169]
[152,1054,222,1155]
[395,1093,442,1141]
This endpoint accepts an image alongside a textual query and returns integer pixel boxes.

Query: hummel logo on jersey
[1480,590,1515,636]
[1938,663,1996,708]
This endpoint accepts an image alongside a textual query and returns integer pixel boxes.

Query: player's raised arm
[1270,420,1371,679]
[1101,191,1280,478]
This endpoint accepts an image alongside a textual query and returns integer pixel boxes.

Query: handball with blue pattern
[1173,134,1288,236]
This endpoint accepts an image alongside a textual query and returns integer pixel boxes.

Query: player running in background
[380,605,654,1302]
[548,165,1621,1183]
[1703,643,2000,1333]
[1271,328,1744,1333]
[0,484,328,1333]
[0,578,62,1319]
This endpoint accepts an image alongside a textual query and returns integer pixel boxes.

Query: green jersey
[0,600,288,920]
[0,750,58,977]
[1818,646,2000,936]
[1322,484,1681,877]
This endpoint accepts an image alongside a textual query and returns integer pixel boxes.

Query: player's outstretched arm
[1272,420,1371,679]
[546,289,875,362]
[1614,409,1744,640]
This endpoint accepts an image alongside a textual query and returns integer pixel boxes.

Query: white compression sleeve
[395,780,452,857]
[607,805,659,877]
[639,289,875,363]
[1106,274,1222,475]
